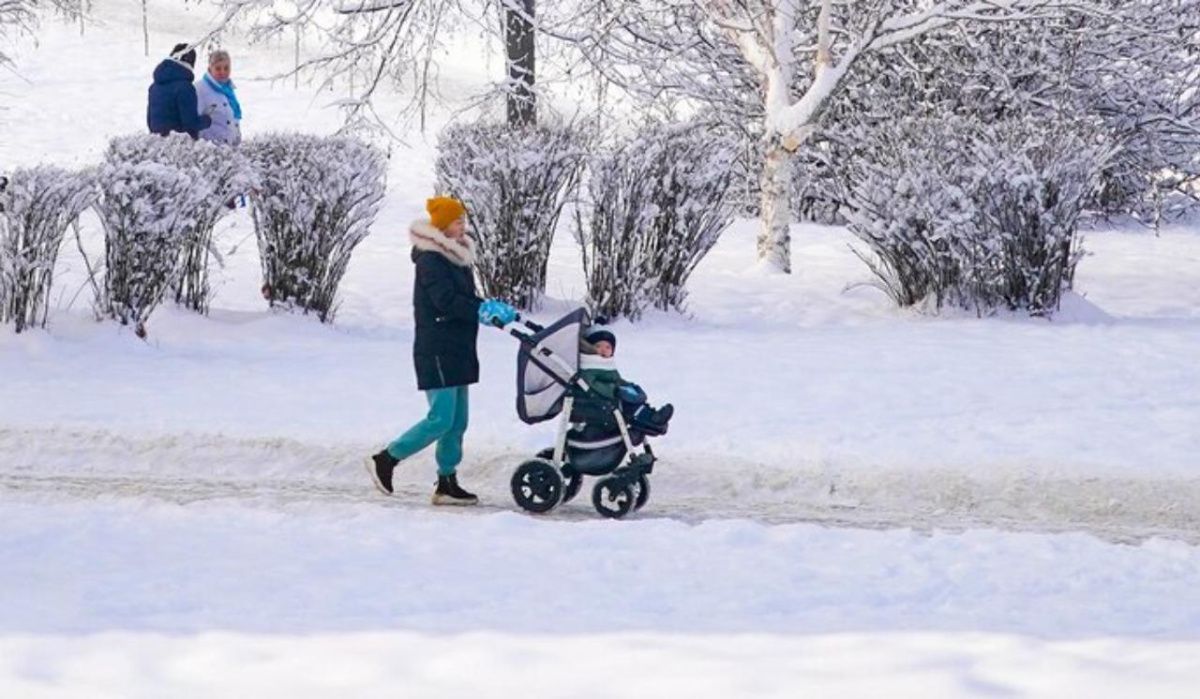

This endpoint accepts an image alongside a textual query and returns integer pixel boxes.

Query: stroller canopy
[516,308,589,424]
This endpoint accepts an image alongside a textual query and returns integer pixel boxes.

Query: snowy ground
[2,2,1199,696]
[3,498,1200,698]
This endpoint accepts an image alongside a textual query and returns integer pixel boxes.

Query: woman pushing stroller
[363,194,672,510]
[364,197,516,505]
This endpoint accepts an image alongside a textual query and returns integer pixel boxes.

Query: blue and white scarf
[203,73,242,120]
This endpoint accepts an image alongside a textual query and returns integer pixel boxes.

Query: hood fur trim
[409,219,475,267]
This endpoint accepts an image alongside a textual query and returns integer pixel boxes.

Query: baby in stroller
[580,328,674,433]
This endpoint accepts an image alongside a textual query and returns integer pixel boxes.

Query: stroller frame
[496,310,658,519]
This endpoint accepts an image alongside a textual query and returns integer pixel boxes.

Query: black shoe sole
[431,493,478,506]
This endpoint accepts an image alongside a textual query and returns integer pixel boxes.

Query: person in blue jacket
[147,43,212,139]
[364,196,517,506]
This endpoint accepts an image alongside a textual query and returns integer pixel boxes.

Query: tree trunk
[142,0,149,57]
[505,0,536,127]
[758,138,793,273]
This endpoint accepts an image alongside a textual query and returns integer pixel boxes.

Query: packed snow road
[3,426,1198,545]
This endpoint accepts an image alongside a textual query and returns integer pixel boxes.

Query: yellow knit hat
[426,196,467,231]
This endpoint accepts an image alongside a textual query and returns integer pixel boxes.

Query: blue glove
[478,298,518,326]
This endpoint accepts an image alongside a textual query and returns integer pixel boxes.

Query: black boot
[432,473,478,506]
[364,449,398,496]
[651,404,674,425]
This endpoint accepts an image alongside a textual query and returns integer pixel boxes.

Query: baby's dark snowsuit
[578,347,672,430]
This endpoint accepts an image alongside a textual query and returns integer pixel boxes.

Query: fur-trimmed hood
[409,219,476,267]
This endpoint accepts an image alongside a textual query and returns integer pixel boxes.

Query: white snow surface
[2,498,1200,698]
[2,2,1200,696]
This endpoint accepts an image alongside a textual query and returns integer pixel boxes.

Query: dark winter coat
[146,60,213,139]
[409,220,482,391]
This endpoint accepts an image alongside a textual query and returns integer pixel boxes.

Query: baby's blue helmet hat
[584,329,616,350]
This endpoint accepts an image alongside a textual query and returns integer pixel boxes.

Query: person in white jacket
[195,50,242,146]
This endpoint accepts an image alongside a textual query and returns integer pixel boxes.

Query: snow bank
[3,631,1199,699]
[2,499,1199,638]
[2,498,1200,696]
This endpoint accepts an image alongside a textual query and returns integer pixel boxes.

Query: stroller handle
[490,313,544,333]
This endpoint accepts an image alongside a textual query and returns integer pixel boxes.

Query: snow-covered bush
[244,134,386,323]
[579,123,737,320]
[814,3,1200,226]
[435,121,586,309]
[579,144,659,321]
[967,122,1113,311]
[843,117,1109,315]
[790,146,845,226]
[0,166,95,332]
[639,124,738,311]
[94,160,206,337]
[1073,1,1200,223]
[105,134,256,314]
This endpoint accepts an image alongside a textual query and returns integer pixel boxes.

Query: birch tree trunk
[758,137,794,273]
[752,0,807,273]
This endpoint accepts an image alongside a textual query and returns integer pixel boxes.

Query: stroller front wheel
[511,460,563,514]
[592,477,635,519]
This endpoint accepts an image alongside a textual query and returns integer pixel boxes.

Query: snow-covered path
[4,423,1200,544]
[3,495,1200,697]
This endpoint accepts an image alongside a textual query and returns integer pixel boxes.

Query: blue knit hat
[584,329,616,350]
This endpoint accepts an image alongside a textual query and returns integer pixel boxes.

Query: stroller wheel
[561,466,583,504]
[631,475,650,511]
[511,460,563,514]
[592,477,635,519]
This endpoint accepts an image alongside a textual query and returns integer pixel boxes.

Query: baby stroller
[491,308,668,519]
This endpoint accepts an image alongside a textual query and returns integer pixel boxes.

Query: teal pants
[386,386,469,476]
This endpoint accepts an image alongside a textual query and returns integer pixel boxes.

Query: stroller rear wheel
[592,477,635,519]
[511,460,563,514]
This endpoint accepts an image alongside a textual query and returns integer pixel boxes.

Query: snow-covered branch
[0,0,86,67]
[208,0,466,129]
